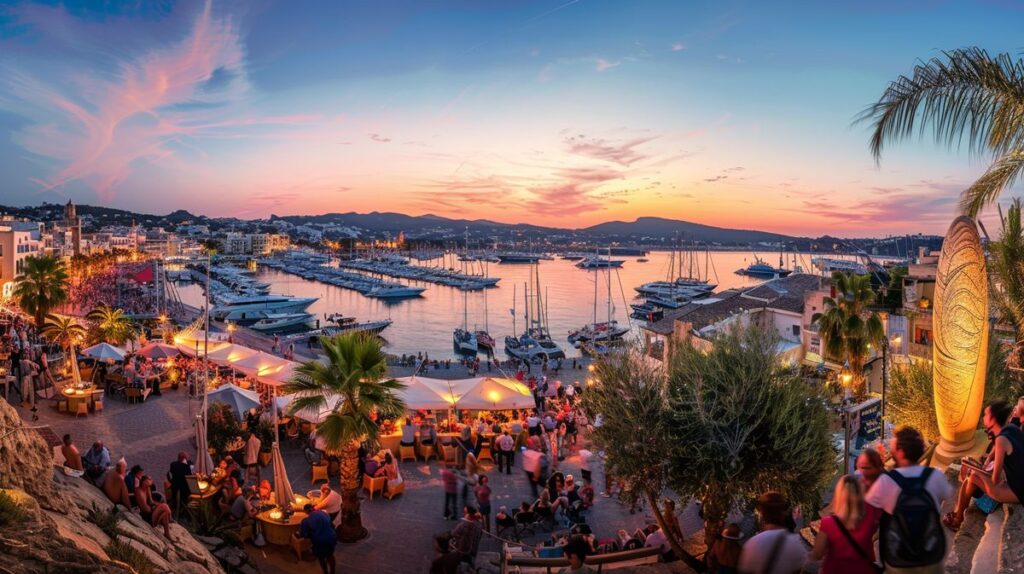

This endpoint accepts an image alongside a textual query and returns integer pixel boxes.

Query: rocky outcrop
[0,399,225,574]
[998,504,1024,574]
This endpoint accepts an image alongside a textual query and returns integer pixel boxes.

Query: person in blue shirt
[82,441,111,481]
[295,504,337,574]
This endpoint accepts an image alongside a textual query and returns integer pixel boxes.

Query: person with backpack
[737,492,806,574]
[866,426,953,574]
[810,474,881,573]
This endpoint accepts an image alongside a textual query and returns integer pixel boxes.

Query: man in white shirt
[521,445,542,498]
[244,432,261,480]
[314,483,343,523]
[737,492,805,574]
[866,426,952,574]
[495,431,515,475]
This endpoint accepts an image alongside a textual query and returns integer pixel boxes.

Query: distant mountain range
[0,203,941,255]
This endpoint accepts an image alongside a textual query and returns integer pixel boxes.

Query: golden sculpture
[932,216,988,458]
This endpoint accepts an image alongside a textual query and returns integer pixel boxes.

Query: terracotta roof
[640,274,825,335]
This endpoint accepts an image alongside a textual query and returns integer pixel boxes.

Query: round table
[257,509,308,545]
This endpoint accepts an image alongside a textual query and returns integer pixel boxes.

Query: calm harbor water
[177,250,861,359]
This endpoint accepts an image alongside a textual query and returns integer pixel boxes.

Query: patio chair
[399,444,417,463]
[417,442,436,462]
[477,441,493,463]
[384,480,404,500]
[362,474,385,500]
[311,463,329,484]
[291,535,311,561]
[75,401,89,418]
[513,509,537,539]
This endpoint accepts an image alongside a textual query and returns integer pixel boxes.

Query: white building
[0,221,43,298]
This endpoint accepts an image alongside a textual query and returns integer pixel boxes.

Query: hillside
[579,217,797,244]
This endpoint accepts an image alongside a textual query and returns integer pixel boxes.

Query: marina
[176,249,876,359]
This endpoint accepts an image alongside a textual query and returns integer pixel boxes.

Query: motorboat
[211,295,318,321]
[560,252,587,261]
[567,321,630,345]
[630,303,664,322]
[250,313,314,332]
[811,257,867,275]
[453,328,478,355]
[576,257,625,269]
[475,330,495,354]
[365,285,426,299]
[735,258,792,279]
[322,318,392,337]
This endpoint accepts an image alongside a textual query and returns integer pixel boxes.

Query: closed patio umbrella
[271,442,295,509]
[194,414,215,477]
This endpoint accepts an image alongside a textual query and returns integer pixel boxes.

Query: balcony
[908,341,932,359]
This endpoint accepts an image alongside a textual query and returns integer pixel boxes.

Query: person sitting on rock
[61,434,83,472]
[83,441,110,482]
[102,460,132,509]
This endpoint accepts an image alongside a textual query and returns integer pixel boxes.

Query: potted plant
[254,418,275,466]
[206,403,242,456]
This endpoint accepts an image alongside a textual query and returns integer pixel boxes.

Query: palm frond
[960,149,1024,217]
[860,48,1024,160]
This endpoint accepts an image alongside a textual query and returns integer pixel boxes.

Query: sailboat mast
[607,248,613,325]
[592,262,598,325]
[512,283,517,336]
[483,262,489,332]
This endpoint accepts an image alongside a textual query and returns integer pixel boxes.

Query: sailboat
[453,229,479,355]
[504,263,565,363]
[569,254,629,345]
[634,239,717,309]
[474,259,495,356]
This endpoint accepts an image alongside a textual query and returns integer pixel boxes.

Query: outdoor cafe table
[63,386,103,414]
[257,509,308,545]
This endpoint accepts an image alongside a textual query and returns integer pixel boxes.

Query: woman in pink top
[810,474,881,574]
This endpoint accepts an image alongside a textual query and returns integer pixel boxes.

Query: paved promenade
[7,375,702,573]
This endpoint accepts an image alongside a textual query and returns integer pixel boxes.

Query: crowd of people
[68,261,158,316]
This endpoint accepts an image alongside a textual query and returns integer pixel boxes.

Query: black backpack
[880,467,946,567]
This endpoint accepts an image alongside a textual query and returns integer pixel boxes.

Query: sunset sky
[0,0,1021,237]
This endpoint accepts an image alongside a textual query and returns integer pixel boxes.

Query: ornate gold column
[932,216,987,459]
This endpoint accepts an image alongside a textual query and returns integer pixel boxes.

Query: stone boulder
[0,397,58,505]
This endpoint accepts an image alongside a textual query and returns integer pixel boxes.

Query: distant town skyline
[0,0,1021,237]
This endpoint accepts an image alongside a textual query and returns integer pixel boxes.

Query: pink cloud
[595,58,620,72]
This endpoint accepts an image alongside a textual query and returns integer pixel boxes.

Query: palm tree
[862,48,1024,217]
[812,272,885,398]
[41,314,86,384]
[990,198,1024,367]
[12,255,69,327]
[281,333,406,542]
[86,304,138,346]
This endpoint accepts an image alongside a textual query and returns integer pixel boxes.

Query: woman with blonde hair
[810,474,881,573]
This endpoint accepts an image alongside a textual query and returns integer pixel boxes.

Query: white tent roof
[257,362,300,389]
[278,392,343,424]
[205,344,259,365]
[230,352,295,377]
[393,376,458,410]
[451,377,534,410]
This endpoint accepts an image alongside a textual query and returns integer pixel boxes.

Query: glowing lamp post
[933,216,988,460]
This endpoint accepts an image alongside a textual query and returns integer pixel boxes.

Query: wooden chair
[57,397,68,412]
[290,535,311,560]
[418,443,436,462]
[385,480,404,500]
[75,402,88,418]
[362,474,385,500]
[311,463,329,484]
[125,387,142,404]
[92,398,104,413]
[399,444,417,463]
[441,444,459,468]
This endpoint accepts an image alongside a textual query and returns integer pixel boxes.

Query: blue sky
[0,0,1022,236]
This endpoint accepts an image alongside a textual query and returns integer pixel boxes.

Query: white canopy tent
[393,376,458,410]
[230,352,295,378]
[276,392,343,424]
[205,344,259,365]
[449,377,534,410]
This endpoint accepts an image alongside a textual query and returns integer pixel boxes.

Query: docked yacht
[453,328,478,355]
[497,253,542,264]
[365,284,426,299]
[735,257,792,279]
[576,256,625,269]
[211,295,317,321]
[251,313,314,332]
[323,317,392,337]
[567,321,629,345]
[811,257,867,275]
[504,332,566,363]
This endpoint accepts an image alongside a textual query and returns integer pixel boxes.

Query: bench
[502,545,661,573]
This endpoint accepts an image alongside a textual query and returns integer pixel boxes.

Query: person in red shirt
[810,474,881,574]
[441,467,459,520]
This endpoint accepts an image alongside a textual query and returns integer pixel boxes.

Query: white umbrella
[194,415,214,476]
[205,343,259,365]
[231,352,293,378]
[138,342,180,360]
[80,342,126,362]
[207,383,261,420]
[271,442,295,509]
[451,376,534,410]
[393,376,459,410]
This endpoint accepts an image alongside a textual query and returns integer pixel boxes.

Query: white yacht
[365,284,426,299]
[210,295,318,321]
[251,313,314,332]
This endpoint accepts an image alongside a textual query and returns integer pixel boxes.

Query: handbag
[833,516,883,573]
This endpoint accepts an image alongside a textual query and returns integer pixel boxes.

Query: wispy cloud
[369,133,392,143]
[563,134,657,166]
[671,42,686,52]
[1,0,316,201]
[595,58,620,72]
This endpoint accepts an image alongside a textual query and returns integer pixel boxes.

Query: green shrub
[0,490,27,526]
[86,502,122,538]
[105,539,156,574]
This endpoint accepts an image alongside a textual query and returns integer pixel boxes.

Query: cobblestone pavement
[7,381,701,573]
